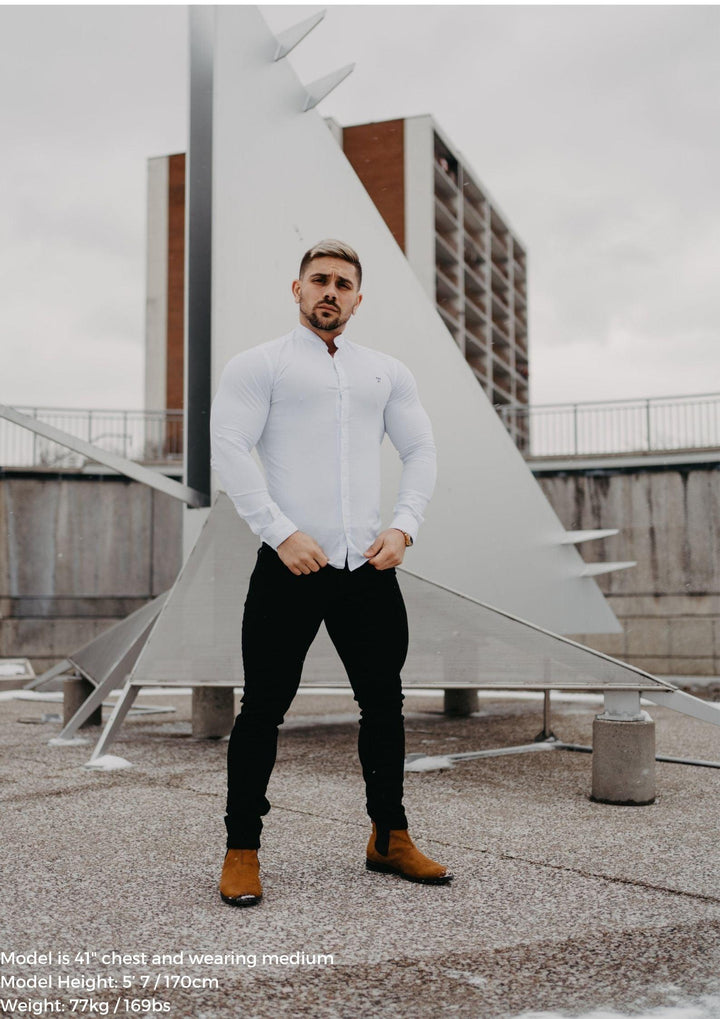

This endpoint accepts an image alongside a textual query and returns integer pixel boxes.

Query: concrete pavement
[2,687,720,1018]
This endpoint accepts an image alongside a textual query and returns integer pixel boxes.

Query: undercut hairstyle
[299,239,362,289]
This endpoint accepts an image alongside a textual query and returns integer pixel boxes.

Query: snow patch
[83,755,133,771]
[0,662,31,677]
[404,755,454,772]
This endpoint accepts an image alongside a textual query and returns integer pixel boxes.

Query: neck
[299,316,346,346]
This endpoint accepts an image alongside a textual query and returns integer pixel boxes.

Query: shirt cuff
[260,517,299,550]
[389,514,419,544]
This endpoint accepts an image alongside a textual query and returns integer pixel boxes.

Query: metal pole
[646,398,652,452]
[185,6,215,500]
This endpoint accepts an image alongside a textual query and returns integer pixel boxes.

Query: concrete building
[331,115,529,448]
[144,116,529,448]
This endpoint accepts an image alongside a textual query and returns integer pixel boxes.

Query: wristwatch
[401,531,414,548]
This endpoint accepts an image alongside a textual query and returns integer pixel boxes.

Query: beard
[302,300,350,333]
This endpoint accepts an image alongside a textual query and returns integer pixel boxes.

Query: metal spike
[580,561,636,577]
[558,529,619,545]
[273,10,326,61]
[302,63,354,111]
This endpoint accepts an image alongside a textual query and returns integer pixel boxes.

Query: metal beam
[0,405,208,507]
[643,689,720,728]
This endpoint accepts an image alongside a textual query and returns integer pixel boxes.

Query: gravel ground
[2,686,720,1018]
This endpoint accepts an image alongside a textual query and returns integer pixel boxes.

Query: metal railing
[0,407,184,469]
[498,392,720,458]
[3,393,719,470]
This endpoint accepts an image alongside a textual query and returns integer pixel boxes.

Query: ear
[352,293,363,315]
[291,279,301,304]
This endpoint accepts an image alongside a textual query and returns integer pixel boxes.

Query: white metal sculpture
[205,5,624,634]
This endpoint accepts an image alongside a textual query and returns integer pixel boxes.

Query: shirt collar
[295,323,349,349]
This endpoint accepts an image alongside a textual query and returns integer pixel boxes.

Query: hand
[364,529,407,570]
[277,531,329,576]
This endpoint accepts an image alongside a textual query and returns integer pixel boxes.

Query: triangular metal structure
[207,6,624,635]
[84,497,720,765]
[122,495,670,694]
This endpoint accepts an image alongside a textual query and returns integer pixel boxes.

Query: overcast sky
[1,4,718,411]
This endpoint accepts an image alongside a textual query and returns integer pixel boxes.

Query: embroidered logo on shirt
[376,376,382,383]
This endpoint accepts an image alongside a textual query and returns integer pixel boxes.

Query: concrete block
[626,659,653,677]
[55,480,153,597]
[0,485,8,595]
[3,478,60,597]
[443,689,478,716]
[668,618,714,658]
[63,676,102,727]
[664,657,716,677]
[606,595,665,618]
[578,631,627,658]
[685,472,720,593]
[591,716,655,805]
[192,686,235,738]
[625,619,671,657]
[10,596,147,620]
[665,594,720,617]
[0,617,118,658]
[622,657,668,676]
[151,491,183,594]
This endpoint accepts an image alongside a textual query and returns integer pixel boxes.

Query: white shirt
[210,324,437,570]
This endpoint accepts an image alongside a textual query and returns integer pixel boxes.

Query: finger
[364,539,382,557]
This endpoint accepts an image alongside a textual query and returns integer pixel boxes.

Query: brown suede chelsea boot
[219,849,263,907]
[366,823,453,885]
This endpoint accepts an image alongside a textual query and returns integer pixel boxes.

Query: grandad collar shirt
[210,324,437,570]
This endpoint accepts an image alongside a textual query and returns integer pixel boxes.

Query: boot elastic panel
[374,826,390,856]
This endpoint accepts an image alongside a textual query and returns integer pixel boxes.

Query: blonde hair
[299,239,362,288]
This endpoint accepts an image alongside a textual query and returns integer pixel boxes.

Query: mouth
[317,304,338,313]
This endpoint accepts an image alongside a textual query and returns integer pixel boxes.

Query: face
[292,257,362,336]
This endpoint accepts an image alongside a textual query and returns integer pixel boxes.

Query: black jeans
[225,544,409,848]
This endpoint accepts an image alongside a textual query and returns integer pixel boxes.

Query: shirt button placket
[334,357,352,556]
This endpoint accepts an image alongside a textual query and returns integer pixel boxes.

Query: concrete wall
[3,462,718,677]
[0,472,182,671]
[535,461,720,676]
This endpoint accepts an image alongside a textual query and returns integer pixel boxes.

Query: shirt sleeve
[383,361,437,542]
[210,347,298,549]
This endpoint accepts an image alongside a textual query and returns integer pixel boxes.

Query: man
[210,239,451,907]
